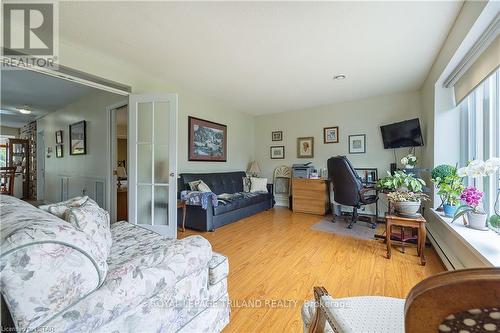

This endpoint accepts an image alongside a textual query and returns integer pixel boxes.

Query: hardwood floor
[180,208,445,333]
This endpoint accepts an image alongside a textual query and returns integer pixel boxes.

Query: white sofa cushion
[64,198,113,256]
[39,196,88,218]
[250,177,268,192]
[0,195,107,332]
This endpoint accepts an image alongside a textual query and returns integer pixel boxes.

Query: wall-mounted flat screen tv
[380,118,424,149]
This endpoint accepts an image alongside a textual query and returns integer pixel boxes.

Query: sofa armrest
[182,200,215,231]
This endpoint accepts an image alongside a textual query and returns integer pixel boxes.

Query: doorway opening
[111,104,129,222]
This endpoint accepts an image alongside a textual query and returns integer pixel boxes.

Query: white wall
[58,39,255,174]
[37,90,123,203]
[254,91,423,180]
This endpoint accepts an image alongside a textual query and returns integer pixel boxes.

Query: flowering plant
[457,158,500,178]
[452,187,485,222]
[460,187,484,209]
[401,154,417,168]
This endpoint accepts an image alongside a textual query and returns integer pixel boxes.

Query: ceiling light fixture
[18,106,32,115]
[333,74,346,80]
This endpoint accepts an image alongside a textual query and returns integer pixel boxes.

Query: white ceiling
[60,1,462,115]
[1,69,97,127]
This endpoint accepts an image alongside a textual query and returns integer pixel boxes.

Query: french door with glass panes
[128,94,178,238]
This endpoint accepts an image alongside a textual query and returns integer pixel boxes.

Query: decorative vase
[393,201,421,217]
[443,204,458,218]
[466,211,488,230]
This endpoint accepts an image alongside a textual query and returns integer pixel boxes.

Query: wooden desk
[386,214,427,266]
[291,178,329,215]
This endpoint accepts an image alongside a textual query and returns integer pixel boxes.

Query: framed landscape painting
[69,121,86,155]
[188,116,227,161]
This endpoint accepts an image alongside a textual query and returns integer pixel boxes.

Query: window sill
[430,209,500,267]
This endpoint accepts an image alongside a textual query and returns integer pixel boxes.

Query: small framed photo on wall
[270,146,285,159]
[297,137,314,158]
[272,131,283,141]
[56,145,63,158]
[55,130,63,144]
[348,134,366,154]
[323,126,339,144]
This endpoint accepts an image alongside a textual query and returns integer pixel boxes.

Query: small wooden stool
[385,214,427,266]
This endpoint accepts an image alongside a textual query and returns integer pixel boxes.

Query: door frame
[106,100,129,223]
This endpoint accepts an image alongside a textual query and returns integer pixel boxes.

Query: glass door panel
[129,95,177,238]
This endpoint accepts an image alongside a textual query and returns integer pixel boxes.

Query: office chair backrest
[327,156,363,206]
[405,267,500,332]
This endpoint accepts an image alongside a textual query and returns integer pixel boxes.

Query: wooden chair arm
[309,287,337,333]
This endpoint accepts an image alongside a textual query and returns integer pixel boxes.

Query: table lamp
[248,161,261,177]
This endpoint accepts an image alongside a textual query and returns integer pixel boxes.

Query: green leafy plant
[431,165,456,187]
[436,172,464,206]
[376,171,426,193]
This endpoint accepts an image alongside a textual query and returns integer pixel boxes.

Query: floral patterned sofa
[0,195,230,332]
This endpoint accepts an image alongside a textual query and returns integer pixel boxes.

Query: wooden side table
[385,214,427,266]
[178,200,187,232]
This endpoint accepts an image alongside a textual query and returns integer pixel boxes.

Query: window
[459,68,500,221]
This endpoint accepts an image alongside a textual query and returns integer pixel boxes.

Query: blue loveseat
[178,171,274,231]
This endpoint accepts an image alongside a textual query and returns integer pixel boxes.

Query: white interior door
[128,94,178,238]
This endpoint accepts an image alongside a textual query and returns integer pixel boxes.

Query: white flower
[457,167,468,177]
[484,158,500,175]
[467,160,486,178]
[401,157,408,165]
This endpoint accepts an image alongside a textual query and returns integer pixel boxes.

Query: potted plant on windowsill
[431,164,458,211]
[436,171,464,218]
[377,171,428,216]
[452,187,488,230]
[455,158,500,230]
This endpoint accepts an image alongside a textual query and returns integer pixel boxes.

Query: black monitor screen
[380,118,424,149]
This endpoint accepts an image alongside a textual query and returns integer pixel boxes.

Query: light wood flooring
[180,208,445,333]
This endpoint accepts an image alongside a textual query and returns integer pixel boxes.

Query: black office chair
[327,156,378,229]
